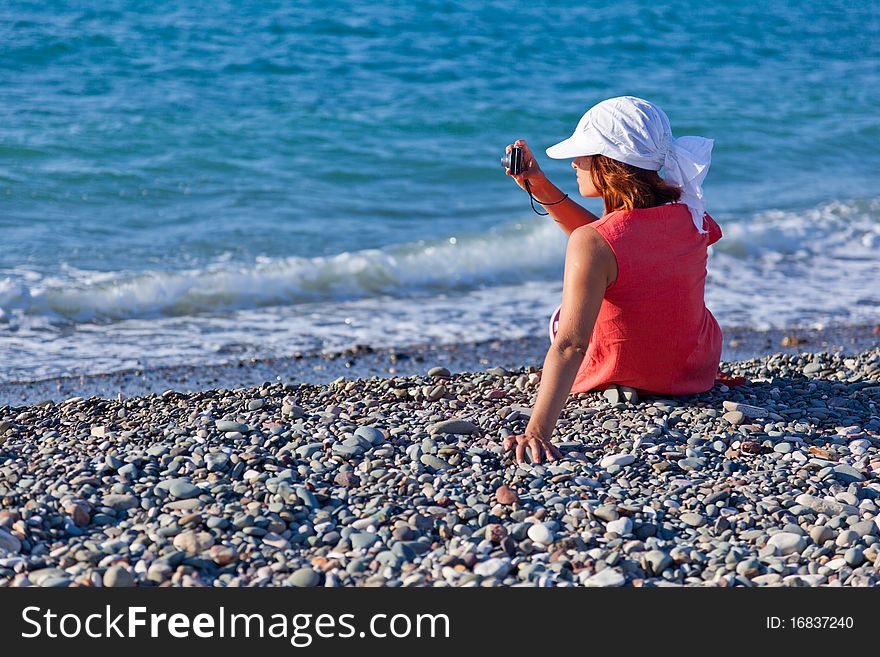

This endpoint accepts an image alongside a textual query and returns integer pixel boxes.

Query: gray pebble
[768,532,807,555]
[680,513,706,528]
[103,565,136,588]
[288,567,320,587]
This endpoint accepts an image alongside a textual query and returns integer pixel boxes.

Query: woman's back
[572,202,722,395]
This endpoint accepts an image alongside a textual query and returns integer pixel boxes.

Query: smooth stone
[495,485,520,505]
[768,532,807,556]
[343,434,372,450]
[103,565,136,588]
[758,544,778,559]
[803,362,822,375]
[474,558,513,579]
[606,517,633,536]
[427,385,447,401]
[420,454,451,471]
[428,419,479,436]
[810,525,833,544]
[165,499,202,511]
[602,387,621,404]
[334,471,361,488]
[795,494,858,517]
[484,524,508,544]
[215,420,250,432]
[91,513,116,525]
[851,520,878,537]
[593,506,619,522]
[428,366,451,379]
[29,568,67,586]
[206,517,228,530]
[295,486,319,508]
[784,574,826,586]
[332,443,365,458]
[281,404,305,418]
[102,494,139,511]
[205,453,228,472]
[644,550,672,575]
[351,533,380,551]
[289,567,320,587]
[678,457,705,471]
[600,453,635,469]
[736,558,762,578]
[703,490,729,505]
[209,545,238,566]
[835,529,859,547]
[408,515,434,532]
[66,502,90,527]
[680,513,706,528]
[722,411,745,425]
[721,401,767,418]
[41,577,72,588]
[118,463,138,479]
[527,523,555,546]
[376,551,402,568]
[844,547,865,567]
[262,532,290,549]
[167,480,200,500]
[172,530,214,555]
[295,443,324,459]
[583,568,625,587]
[390,542,416,561]
[833,464,865,483]
[146,444,169,458]
[354,426,386,445]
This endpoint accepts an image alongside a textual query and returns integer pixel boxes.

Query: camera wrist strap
[524,179,569,216]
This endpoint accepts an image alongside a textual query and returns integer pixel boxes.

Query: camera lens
[501,153,511,169]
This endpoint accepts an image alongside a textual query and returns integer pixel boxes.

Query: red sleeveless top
[571,202,723,395]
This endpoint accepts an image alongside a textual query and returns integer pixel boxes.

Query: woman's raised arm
[505,139,600,236]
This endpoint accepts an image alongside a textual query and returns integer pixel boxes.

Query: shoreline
[1,323,878,408]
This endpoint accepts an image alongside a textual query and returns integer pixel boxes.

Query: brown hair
[589,154,682,213]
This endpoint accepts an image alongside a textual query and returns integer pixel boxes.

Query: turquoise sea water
[1,1,878,381]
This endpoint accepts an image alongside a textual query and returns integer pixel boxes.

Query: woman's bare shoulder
[569,223,609,248]
[567,224,618,284]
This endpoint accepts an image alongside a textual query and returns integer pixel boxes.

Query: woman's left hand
[503,429,563,465]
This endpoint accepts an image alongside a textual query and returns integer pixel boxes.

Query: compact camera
[501,146,525,175]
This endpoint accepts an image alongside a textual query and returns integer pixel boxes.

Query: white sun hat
[546,96,714,234]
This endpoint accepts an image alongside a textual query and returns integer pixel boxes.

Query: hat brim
[546,135,597,160]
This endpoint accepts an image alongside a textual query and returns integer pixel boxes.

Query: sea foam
[0,197,877,381]
[1,197,877,325]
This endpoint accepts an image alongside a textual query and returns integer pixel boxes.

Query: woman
[502,96,724,465]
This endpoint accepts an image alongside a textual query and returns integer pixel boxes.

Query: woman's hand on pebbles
[503,429,562,465]
[505,139,547,192]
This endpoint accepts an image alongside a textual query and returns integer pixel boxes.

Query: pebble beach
[3,0,879,597]
[1,331,879,588]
